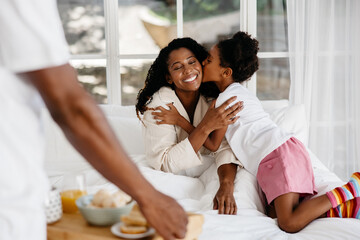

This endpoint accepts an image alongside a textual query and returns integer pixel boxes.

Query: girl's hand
[152,103,182,125]
[202,97,243,132]
[213,181,237,215]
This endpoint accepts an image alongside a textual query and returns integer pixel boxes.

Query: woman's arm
[152,99,242,151]
[213,163,238,215]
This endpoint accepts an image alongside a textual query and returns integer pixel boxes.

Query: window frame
[69,0,289,105]
[245,0,290,95]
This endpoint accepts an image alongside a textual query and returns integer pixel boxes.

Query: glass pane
[119,0,175,54]
[70,59,107,104]
[120,59,153,106]
[257,58,290,100]
[257,0,288,52]
[183,1,240,49]
[58,0,105,54]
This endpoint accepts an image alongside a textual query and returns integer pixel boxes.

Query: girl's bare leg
[266,204,277,218]
[273,193,332,233]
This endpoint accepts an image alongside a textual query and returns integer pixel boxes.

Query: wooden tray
[47,212,203,240]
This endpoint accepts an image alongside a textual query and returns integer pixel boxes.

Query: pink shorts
[256,137,317,204]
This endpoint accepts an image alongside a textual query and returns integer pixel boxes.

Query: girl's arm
[206,127,228,152]
[152,98,242,152]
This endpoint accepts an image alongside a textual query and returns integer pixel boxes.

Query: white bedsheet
[130,152,360,240]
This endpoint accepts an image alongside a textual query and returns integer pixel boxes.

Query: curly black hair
[136,37,220,118]
[217,31,259,83]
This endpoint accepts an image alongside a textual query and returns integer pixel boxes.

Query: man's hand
[139,190,188,240]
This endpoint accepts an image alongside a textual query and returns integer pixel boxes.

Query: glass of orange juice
[60,173,87,213]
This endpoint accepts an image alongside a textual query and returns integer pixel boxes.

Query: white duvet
[128,151,360,240]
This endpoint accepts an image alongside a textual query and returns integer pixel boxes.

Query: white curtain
[287,0,360,181]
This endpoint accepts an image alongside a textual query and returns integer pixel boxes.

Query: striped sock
[350,172,360,196]
[327,197,360,219]
[326,172,360,208]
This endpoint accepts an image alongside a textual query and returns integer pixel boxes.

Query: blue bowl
[76,195,134,226]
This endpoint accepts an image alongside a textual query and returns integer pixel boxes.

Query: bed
[44,100,360,240]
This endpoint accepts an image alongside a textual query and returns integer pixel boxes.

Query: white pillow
[43,105,144,179]
[262,101,309,147]
[106,116,144,155]
[99,104,137,118]
[99,104,144,155]
[42,109,91,177]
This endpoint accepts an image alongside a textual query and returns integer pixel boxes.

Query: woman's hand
[213,163,238,215]
[152,103,182,125]
[213,181,237,215]
[201,97,243,132]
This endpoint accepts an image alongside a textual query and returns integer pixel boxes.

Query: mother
[136,38,243,214]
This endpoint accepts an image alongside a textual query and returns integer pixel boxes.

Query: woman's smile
[183,74,198,83]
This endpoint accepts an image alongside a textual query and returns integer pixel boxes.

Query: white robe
[142,86,242,177]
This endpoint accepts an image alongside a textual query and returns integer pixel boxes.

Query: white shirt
[0,1,69,239]
[215,83,292,176]
[143,87,242,177]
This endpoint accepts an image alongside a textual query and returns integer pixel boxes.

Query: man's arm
[21,64,187,240]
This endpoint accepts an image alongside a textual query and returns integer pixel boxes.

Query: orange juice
[60,189,87,213]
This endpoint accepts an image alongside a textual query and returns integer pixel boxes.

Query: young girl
[157,32,360,233]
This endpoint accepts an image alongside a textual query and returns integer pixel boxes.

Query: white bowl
[76,195,134,226]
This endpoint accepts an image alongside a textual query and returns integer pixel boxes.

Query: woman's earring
[166,75,173,85]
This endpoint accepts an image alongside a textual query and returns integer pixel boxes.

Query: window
[58,0,289,105]
[58,0,107,103]
[256,0,289,100]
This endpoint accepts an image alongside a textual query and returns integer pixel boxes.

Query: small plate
[111,222,155,239]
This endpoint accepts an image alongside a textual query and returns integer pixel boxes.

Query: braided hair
[136,37,219,118]
[217,31,259,83]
